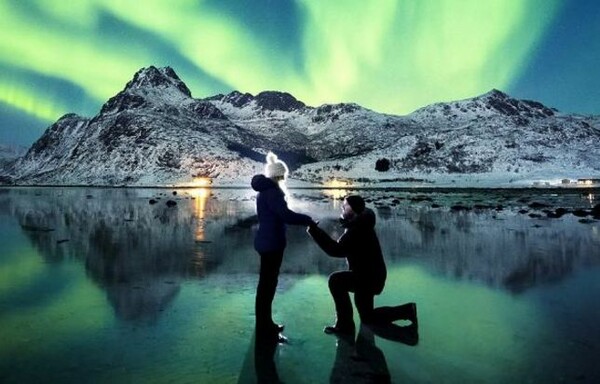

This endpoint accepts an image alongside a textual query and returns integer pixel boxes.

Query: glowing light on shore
[188,187,210,243]
[174,177,213,188]
[191,177,212,187]
[323,179,351,200]
[325,179,350,189]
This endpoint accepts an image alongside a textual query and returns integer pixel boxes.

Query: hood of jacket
[251,174,279,192]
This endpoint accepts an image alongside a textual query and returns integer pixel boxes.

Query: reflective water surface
[1,187,599,383]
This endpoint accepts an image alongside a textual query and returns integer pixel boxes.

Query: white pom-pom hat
[264,152,289,179]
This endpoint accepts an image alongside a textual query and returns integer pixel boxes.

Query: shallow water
[0,187,599,383]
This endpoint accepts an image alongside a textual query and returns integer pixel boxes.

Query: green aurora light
[0,0,581,143]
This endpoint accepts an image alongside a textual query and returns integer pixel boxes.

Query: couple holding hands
[251,153,417,340]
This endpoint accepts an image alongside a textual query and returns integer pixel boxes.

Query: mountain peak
[477,89,555,117]
[255,91,306,112]
[99,66,192,115]
[483,88,509,99]
[125,66,191,97]
[207,90,307,112]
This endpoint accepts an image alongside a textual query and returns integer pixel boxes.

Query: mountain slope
[6,67,262,185]
[2,67,599,187]
[293,90,600,186]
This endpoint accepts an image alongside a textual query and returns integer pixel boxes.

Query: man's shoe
[323,324,355,336]
[407,303,418,326]
[256,322,284,336]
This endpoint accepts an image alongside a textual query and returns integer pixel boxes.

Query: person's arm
[267,189,313,226]
[307,225,350,258]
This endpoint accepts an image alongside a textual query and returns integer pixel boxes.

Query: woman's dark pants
[256,250,284,329]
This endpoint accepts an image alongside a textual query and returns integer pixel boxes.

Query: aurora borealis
[1,0,599,146]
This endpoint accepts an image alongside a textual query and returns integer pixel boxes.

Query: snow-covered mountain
[1,66,599,187]
[0,144,27,183]
[294,89,600,186]
[3,67,265,186]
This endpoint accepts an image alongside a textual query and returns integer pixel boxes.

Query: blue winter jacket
[251,174,313,253]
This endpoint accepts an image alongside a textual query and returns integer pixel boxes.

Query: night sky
[1,0,599,146]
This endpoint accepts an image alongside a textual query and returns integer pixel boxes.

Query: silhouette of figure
[251,152,315,338]
[237,331,284,384]
[308,195,417,335]
[329,323,418,383]
[254,332,282,384]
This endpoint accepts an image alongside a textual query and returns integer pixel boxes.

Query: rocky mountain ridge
[2,66,599,187]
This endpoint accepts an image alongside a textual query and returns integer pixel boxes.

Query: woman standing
[251,152,314,337]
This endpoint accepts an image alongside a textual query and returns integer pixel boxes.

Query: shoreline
[1,184,599,194]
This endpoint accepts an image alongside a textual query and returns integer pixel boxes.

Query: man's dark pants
[328,270,375,326]
[329,270,415,326]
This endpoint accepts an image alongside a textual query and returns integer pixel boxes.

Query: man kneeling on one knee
[309,195,417,336]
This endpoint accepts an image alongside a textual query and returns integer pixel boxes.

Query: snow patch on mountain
[1,67,599,187]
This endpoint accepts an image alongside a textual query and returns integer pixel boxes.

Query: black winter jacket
[308,208,387,294]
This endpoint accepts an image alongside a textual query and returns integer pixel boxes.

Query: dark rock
[451,205,471,211]
[149,199,158,205]
[411,196,433,202]
[166,200,177,207]
[100,92,147,115]
[255,91,306,112]
[529,202,549,209]
[57,239,69,244]
[528,213,543,218]
[172,191,177,196]
[518,209,529,214]
[547,208,568,218]
[579,218,597,224]
[218,91,254,107]
[188,100,227,119]
[431,203,441,208]
[572,209,590,217]
[375,158,391,172]
[592,204,600,216]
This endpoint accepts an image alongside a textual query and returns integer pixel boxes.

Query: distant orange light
[325,179,349,189]
[323,179,351,200]
[191,177,212,187]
